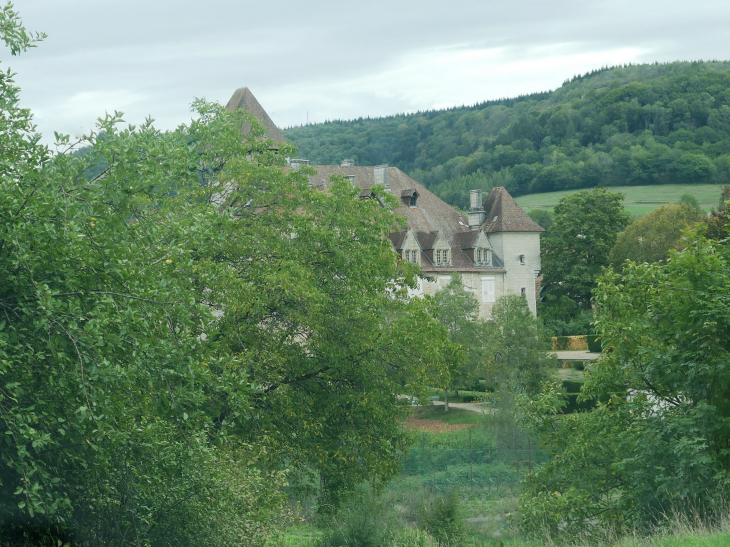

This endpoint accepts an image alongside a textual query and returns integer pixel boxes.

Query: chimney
[374,165,389,190]
[468,189,486,229]
[289,158,309,170]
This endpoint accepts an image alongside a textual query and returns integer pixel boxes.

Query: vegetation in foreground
[0,6,457,544]
[285,400,730,546]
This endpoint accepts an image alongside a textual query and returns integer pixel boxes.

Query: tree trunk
[444,389,449,412]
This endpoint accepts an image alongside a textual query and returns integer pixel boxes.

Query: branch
[52,290,177,306]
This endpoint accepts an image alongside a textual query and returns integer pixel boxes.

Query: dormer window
[403,249,419,265]
[475,247,492,266]
[401,189,419,207]
[435,249,451,266]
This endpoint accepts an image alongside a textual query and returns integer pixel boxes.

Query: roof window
[401,189,419,207]
[475,247,492,266]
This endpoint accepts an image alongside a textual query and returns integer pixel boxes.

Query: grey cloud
[6,0,730,140]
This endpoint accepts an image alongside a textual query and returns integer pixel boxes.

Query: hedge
[562,380,584,393]
[565,393,596,413]
[562,380,597,413]
[552,335,589,351]
[586,334,602,353]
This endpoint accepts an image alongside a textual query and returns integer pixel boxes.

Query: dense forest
[284,61,730,209]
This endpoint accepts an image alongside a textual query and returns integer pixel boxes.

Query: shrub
[467,380,489,392]
[390,528,437,547]
[552,335,589,351]
[565,393,596,413]
[586,334,602,353]
[562,380,584,393]
[420,491,464,546]
[316,492,397,547]
[561,380,598,413]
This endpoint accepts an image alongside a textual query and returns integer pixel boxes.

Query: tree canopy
[484,296,556,398]
[608,202,701,268]
[539,188,629,332]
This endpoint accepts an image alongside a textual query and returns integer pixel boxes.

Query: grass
[514,184,725,216]
[411,405,483,426]
[281,524,322,546]
[494,532,730,546]
[556,368,586,382]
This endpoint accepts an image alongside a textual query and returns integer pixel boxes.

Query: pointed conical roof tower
[482,187,545,233]
[226,87,286,143]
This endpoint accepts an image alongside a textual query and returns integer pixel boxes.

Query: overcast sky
[5,0,730,142]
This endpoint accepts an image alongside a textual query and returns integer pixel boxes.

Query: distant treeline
[284,61,730,208]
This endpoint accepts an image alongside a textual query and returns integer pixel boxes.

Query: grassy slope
[515,183,725,216]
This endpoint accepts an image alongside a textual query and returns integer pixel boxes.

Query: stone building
[226,88,544,318]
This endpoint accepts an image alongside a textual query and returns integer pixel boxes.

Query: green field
[515,184,726,217]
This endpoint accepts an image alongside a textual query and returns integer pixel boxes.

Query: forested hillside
[284,62,730,209]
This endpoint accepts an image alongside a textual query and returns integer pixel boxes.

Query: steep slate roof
[388,231,407,250]
[226,88,286,143]
[307,166,506,272]
[481,187,545,233]
[225,88,537,273]
[308,166,470,238]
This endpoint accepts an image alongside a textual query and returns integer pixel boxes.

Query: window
[521,287,526,297]
[410,195,417,206]
[481,277,496,303]
[435,249,450,266]
[404,249,419,265]
[475,247,492,266]
[519,254,526,265]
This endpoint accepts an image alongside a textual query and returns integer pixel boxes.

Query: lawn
[410,405,482,425]
[515,184,725,216]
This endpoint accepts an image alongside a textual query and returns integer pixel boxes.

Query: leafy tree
[484,296,556,397]
[679,192,703,214]
[0,6,453,541]
[527,209,553,230]
[608,203,701,268]
[0,24,289,540]
[192,147,455,510]
[541,187,630,309]
[519,228,730,537]
[705,184,730,240]
[433,274,482,410]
